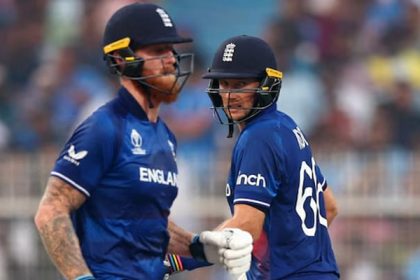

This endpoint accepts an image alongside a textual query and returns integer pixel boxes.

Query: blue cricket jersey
[226,105,340,280]
[51,87,179,279]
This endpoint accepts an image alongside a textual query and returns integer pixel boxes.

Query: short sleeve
[51,110,117,197]
[232,127,284,211]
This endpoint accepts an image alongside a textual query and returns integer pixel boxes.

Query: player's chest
[110,122,178,190]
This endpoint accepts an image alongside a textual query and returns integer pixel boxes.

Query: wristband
[74,275,95,280]
[166,253,184,272]
[189,234,207,262]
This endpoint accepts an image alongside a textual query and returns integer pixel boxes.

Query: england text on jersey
[139,167,178,186]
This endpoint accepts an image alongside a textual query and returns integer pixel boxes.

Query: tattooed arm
[167,219,196,256]
[166,220,211,272]
[34,176,92,280]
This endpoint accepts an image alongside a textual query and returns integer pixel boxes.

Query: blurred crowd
[1,0,420,279]
[1,0,117,150]
[1,0,420,154]
[264,0,420,204]
[268,0,420,153]
[0,0,418,151]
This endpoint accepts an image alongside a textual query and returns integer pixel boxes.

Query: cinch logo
[223,43,236,62]
[236,172,266,187]
[139,167,177,187]
[64,145,88,166]
[226,183,231,196]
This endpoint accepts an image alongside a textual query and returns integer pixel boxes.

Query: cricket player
[34,4,252,280]
[200,35,340,279]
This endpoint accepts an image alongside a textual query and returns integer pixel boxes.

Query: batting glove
[190,228,253,276]
[189,233,222,264]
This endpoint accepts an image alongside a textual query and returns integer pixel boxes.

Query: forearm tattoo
[167,220,193,256]
[36,177,91,279]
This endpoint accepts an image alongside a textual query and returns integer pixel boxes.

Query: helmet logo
[222,43,236,62]
[156,8,173,27]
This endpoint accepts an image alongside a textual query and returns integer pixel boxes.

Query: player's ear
[112,52,124,64]
[104,51,124,75]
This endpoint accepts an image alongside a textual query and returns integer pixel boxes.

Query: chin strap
[227,123,234,138]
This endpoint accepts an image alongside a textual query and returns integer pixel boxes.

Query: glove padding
[199,228,253,277]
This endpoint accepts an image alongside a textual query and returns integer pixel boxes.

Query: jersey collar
[117,87,148,120]
[245,103,277,126]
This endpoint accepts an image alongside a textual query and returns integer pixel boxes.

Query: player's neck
[121,80,160,123]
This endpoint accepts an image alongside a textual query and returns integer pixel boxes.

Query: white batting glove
[199,228,253,277]
[189,232,224,264]
[230,273,247,280]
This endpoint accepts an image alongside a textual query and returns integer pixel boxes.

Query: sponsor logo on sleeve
[64,145,88,166]
[236,172,266,187]
[226,183,231,196]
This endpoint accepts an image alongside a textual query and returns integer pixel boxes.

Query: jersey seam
[233,198,270,207]
[50,171,90,197]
